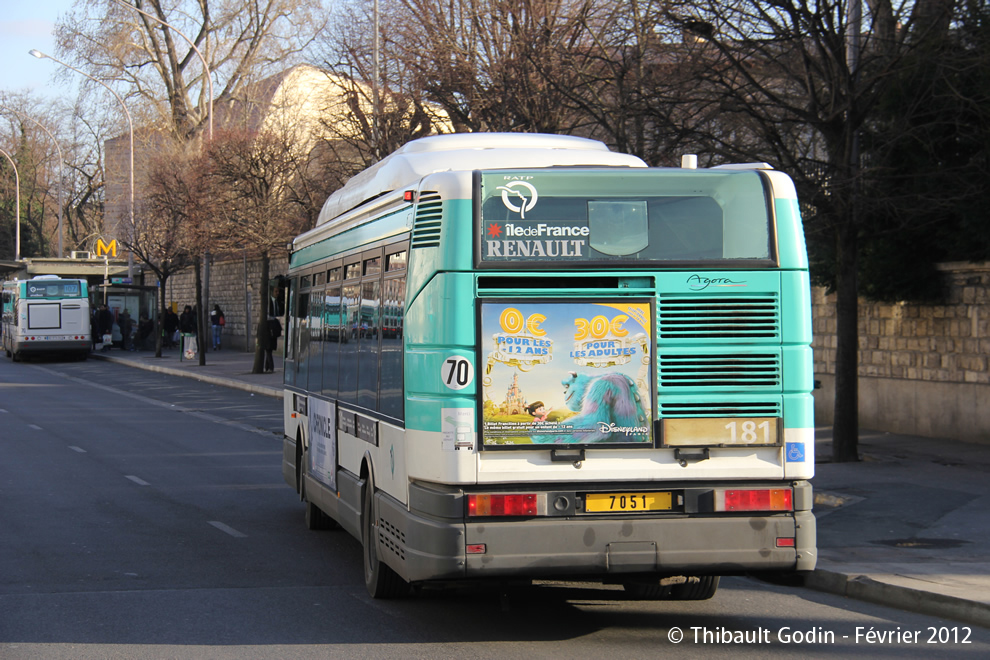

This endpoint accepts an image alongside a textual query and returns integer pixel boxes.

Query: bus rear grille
[411,191,442,248]
[659,401,781,417]
[657,294,780,339]
[658,353,781,388]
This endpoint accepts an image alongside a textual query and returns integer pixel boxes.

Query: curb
[89,352,283,399]
[805,569,990,628]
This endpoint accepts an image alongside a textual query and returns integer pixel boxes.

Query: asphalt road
[1,357,987,659]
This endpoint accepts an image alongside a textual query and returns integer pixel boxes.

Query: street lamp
[1,107,65,257]
[112,0,214,140]
[0,146,21,260]
[29,48,135,279]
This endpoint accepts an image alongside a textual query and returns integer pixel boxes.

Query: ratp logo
[497,181,538,219]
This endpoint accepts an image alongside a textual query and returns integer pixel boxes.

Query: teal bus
[281,133,816,599]
[2,275,91,362]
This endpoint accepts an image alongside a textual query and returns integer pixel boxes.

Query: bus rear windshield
[478,169,773,266]
[24,280,85,298]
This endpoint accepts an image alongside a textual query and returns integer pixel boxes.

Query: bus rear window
[25,280,85,298]
[477,169,773,266]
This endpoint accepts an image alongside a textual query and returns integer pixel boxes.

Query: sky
[0,0,77,96]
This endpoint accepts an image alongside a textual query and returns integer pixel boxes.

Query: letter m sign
[95,238,118,257]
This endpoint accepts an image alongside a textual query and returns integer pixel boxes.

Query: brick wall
[154,253,288,351]
[812,262,990,442]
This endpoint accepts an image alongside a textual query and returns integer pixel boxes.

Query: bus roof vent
[32,274,61,280]
[411,191,443,249]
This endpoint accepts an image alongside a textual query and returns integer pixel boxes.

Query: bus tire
[11,351,20,362]
[362,475,407,599]
[669,576,719,600]
[622,581,672,600]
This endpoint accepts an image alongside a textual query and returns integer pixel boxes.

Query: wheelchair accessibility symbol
[785,442,805,462]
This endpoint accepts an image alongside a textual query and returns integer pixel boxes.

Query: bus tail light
[714,488,792,512]
[468,493,538,517]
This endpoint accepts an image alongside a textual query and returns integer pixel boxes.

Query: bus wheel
[622,581,672,600]
[668,576,719,600]
[362,476,407,599]
[11,351,20,362]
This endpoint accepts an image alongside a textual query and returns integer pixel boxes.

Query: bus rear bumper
[13,339,90,353]
[378,491,816,583]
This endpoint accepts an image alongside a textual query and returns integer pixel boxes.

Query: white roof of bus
[316,133,647,226]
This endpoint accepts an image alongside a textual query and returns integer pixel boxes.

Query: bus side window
[379,276,405,420]
[322,284,342,400]
[357,279,381,410]
[284,278,298,387]
[307,288,324,393]
[296,285,311,392]
[338,283,360,405]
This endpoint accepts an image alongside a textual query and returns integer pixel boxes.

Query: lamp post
[29,48,135,279]
[1,107,65,257]
[0,147,21,260]
[112,0,214,140]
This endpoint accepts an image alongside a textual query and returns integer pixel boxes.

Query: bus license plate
[584,492,672,513]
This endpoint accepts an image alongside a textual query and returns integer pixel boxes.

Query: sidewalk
[810,429,990,627]
[89,346,990,627]
[90,342,284,399]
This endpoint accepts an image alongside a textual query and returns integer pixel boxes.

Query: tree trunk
[831,219,860,462]
[252,252,271,374]
[194,255,207,366]
[155,274,167,358]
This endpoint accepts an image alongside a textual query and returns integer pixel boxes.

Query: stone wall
[812,262,990,442]
[154,253,288,351]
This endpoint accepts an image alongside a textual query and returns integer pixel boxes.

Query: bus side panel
[282,391,302,490]
[404,271,480,484]
[780,269,814,479]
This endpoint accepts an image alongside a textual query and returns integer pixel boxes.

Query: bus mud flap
[606,542,658,573]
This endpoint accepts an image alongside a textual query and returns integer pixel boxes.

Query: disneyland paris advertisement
[481,301,654,446]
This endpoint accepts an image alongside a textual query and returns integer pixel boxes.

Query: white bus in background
[2,275,91,362]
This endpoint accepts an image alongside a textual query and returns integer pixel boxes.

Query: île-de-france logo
[497,181,539,219]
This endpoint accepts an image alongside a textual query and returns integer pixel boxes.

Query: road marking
[208,521,248,538]
[29,424,43,430]
[69,446,87,453]
[0,408,8,413]
[125,475,151,486]
[32,365,279,438]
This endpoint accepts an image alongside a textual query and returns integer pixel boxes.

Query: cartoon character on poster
[481,301,653,445]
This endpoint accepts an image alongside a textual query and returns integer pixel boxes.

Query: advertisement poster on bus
[308,397,337,490]
[480,301,654,447]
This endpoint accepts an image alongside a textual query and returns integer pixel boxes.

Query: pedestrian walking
[263,315,282,373]
[179,305,198,359]
[210,304,225,350]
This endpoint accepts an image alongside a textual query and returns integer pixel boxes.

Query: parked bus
[2,275,91,361]
[281,133,816,599]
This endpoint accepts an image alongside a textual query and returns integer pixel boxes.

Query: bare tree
[205,127,325,373]
[333,0,588,134]
[56,0,330,139]
[130,140,204,357]
[656,0,960,461]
